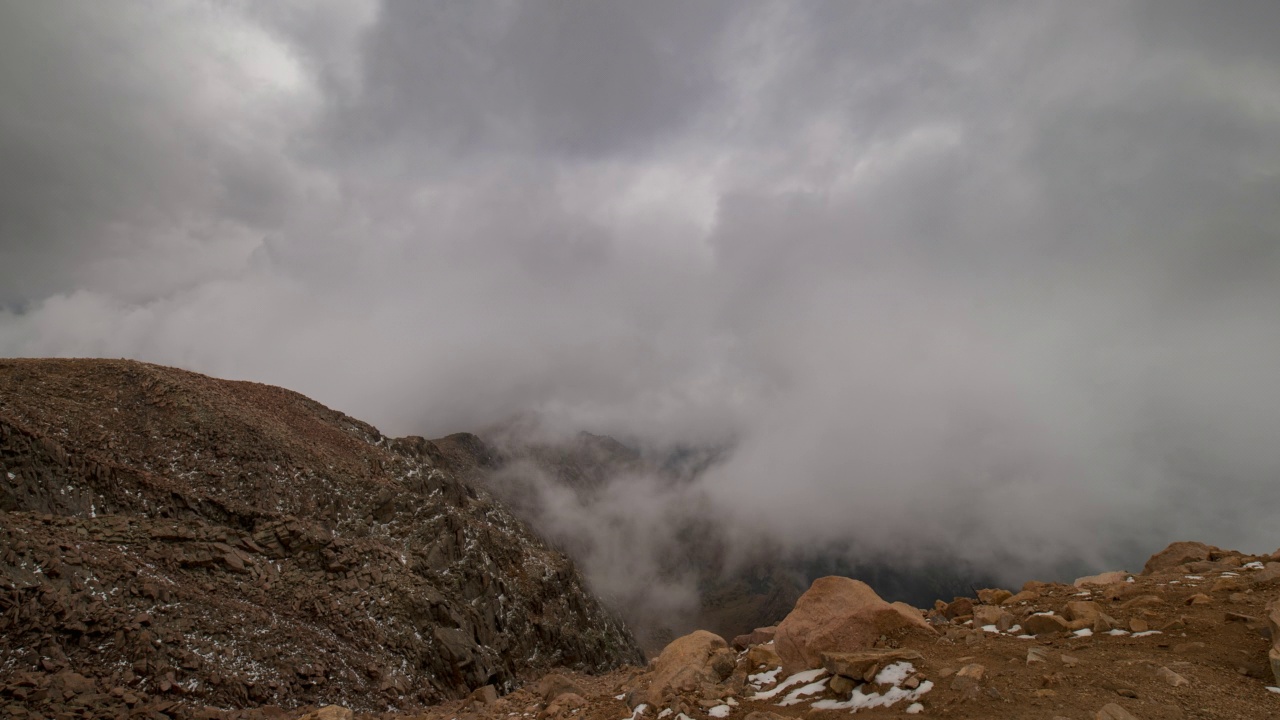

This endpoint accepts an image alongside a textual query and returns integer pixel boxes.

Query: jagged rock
[1142,541,1218,575]
[822,649,923,683]
[773,577,933,673]
[731,626,777,650]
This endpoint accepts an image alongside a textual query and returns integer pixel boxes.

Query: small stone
[1096,703,1139,720]
[828,674,855,698]
[1128,618,1149,633]
[1156,666,1189,687]
[1185,593,1211,606]
[950,663,985,691]
[1026,647,1049,665]
[1060,654,1079,668]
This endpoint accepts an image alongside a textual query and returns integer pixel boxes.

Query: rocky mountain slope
[0,358,642,718]
[330,540,1280,720]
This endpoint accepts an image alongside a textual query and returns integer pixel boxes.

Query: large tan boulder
[645,630,735,705]
[1142,541,1218,575]
[1074,571,1128,587]
[1266,597,1280,685]
[773,576,933,673]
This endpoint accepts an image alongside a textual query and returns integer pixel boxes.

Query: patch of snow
[1221,572,1239,577]
[726,698,738,707]
[748,666,783,686]
[1266,686,1280,694]
[1126,576,1135,583]
[777,678,829,706]
[1184,575,1203,580]
[1073,628,1093,637]
[874,662,914,686]
[1031,611,1055,616]
[1244,562,1265,570]
[708,705,731,718]
[906,702,924,714]
[981,624,999,633]
[1132,630,1162,638]
[658,710,673,719]
[1008,625,1022,634]
[1016,635,1035,640]
[614,695,625,701]
[1108,629,1130,636]
[752,668,825,700]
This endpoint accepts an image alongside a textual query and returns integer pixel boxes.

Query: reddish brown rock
[644,630,735,705]
[731,625,777,650]
[1074,571,1128,587]
[1142,541,1217,575]
[773,577,933,673]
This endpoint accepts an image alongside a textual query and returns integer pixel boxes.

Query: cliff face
[0,358,642,716]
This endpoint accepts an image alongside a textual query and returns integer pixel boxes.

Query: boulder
[1023,613,1070,636]
[773,577,933,673]
[644,630,735,705]
[976,588,1013,605]
[746,643,781,670]
[1074,571,1128,587]
[972,605,1005,626]
[1142,541,1217,575]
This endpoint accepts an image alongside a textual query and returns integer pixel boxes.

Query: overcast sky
[2,1,1279,577]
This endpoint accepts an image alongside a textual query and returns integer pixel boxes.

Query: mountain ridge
[0,358,642,717]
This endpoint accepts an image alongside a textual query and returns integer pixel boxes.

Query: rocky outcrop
[1142,541,1219,575]
[773,576,933,673]
[0,359,641,717]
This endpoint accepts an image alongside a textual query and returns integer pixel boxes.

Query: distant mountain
[0,359,641,717]
[441,423,996,652]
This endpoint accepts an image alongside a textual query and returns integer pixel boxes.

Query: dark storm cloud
[2,0,1279,590]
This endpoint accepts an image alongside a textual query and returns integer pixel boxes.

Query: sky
[2,1,1280,583]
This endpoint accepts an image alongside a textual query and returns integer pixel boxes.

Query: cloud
[2,0,1279,592]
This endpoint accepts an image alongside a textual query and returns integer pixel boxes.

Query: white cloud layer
[3,1,1280,580]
